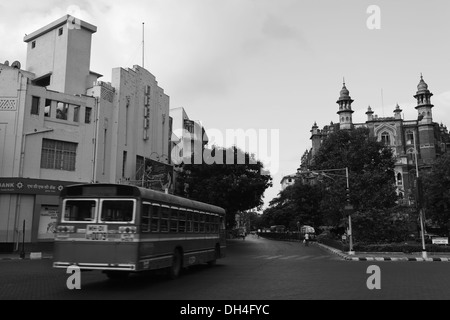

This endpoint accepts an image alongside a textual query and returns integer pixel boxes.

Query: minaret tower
[337,80,354,130]
[310,122,321,156]
[414,74,435,164]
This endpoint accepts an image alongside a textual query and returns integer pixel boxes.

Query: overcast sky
[2,0,450,210]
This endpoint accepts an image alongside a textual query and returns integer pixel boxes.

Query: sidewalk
[315,242,450,262]
[0,251,53,261]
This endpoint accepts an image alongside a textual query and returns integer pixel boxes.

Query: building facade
[302,77,450,204]
[0,15,173,251]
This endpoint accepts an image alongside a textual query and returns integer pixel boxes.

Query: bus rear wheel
[167,249,183,279]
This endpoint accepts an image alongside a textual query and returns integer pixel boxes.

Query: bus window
[151,205,159,232]
[214,215,220,233]
[205,214,210,233]
[178,209,186,233]
[193,212,199,232]
[160,206,170,232]
[100,199,135,222]
[199,213,206,233]
[170,208,179,233]
[141,203,151,232]
[186,211,193,232]
[63,199,97,222]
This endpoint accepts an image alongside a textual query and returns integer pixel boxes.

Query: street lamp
[298,167,355,255]
[412,130,427,259]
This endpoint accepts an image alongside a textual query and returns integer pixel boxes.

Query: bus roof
[61,183,226,216]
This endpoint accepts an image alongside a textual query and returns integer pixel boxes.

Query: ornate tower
[310,122,321,157]
[394,104,402,120]
[337,81,354,130]
[414,74,436,164]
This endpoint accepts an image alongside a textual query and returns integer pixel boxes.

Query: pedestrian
[304,232,309,247]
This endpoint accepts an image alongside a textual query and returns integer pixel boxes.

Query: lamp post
[412,130,427,259]
[298,167,355,255]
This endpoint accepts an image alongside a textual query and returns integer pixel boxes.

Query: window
[178,209,186,233]
[406,131,414,145]
[122,151,127,178]
[193,212,200,232]
[397,173,403,186]
[32,41,36,49]
[381,132,391,145]
[160,206,170,232]
[44,99,52,117]
[58,28,63,36]
[85,107,92,124]
[199,213,206,233]
[170,208,178,232]
[151,205,160,232]
[73,105,80,122]
[63,199,97,222]
[56,102,68,120]
[186,211,193,232]
[184,120,194,134]
[31,96,40,115]
[141,204,151,232]
[100,200,134,222]
[40,139,77,171]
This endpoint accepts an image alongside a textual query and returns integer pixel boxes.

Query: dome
[340,84,350,98]
[416,74,430,94]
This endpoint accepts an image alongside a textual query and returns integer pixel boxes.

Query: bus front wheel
[167,249,183,279]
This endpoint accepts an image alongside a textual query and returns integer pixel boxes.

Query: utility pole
[413,130,427,259]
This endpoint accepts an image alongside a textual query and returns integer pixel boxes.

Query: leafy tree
[422,151,450,229]
[261,179,323,230]
[175,146,272,228]
[310,127,398,226]
[351,206,413,243]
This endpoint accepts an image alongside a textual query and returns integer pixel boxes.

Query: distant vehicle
[300,225,316,240]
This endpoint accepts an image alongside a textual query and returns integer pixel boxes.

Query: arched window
[397,172,402,186]
[406,130,414,145]
[381,132,391,145]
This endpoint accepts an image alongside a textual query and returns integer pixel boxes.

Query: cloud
[262,14,302,41]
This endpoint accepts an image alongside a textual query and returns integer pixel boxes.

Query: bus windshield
[63,199,97,222]
[100,199,135,223]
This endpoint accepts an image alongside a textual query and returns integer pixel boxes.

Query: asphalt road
[1,235,450,302]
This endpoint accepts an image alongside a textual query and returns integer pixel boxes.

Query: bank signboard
[0,178,74,195]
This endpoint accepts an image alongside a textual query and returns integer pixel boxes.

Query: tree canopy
[261,127,399,236]
[422,151,450,228]
[175,146,273,228]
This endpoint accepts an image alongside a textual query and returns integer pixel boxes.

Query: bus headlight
[119,226,137,234]
[57,226,75,233]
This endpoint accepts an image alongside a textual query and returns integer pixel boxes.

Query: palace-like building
[301,76,450,205]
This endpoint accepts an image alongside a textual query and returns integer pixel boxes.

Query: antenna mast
[142,22,145,68]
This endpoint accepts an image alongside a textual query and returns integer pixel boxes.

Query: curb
[315,242,450,262]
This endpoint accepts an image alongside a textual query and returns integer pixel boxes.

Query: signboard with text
[0,178,74,195]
